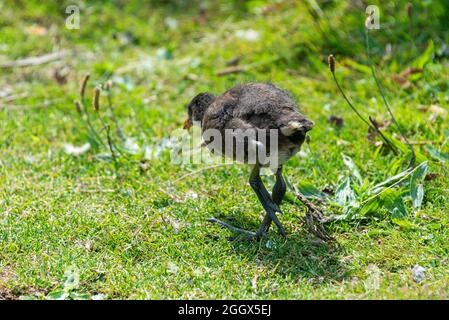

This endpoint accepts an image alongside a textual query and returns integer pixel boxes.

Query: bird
[183,82,314,240]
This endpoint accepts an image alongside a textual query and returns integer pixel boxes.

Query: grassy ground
[1,0,448,299]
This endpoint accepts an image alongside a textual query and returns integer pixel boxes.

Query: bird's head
[184,92,216,129]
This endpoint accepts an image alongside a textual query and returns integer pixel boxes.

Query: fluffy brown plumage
[186,82,313,167]
[184,82,314,240]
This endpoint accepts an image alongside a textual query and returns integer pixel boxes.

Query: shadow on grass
[208,214,347,283]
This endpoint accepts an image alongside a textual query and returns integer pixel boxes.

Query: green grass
[1,0,449,299]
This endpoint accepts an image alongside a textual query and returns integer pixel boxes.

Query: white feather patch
[280,121,302,136]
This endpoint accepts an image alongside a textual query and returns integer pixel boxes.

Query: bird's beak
[302,119,314,132]
[183,118,192,130]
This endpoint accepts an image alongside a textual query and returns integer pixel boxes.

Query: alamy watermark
[62,4,381,32]
[65,5,80,30]
[170,121,281,170]
[365,5,380,29]
[60,3,378,169]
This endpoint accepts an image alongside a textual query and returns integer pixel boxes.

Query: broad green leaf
[370,161,428,195]
[70,292,91,300]
[425,146,449,163]
[47,290,69,300]
[360,198,380,216]
[410,161,428,210]
[392,218,414,229]
[380,189,408,218]
[342,153,363,185]
[342,58,372,74]
[335,177,358,208]
[392,206,408,219]
[296,181,327,199]
[379,131,428,163]
[63,267,80,291]
[411,161,428,181]
[413,40,434,69]
[284,192,298,205]
[370,168,413,194]
[409,40,434,81]
[284,176,327,201]
[412,184,424,210]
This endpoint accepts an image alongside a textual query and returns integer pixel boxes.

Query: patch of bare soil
[0,266,18,300]
[0,287,17,300]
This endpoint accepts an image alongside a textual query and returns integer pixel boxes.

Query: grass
[1,0,449,299]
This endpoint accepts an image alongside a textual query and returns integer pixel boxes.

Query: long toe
[227,233,260,242]
[207,217,275,241]
[207,218,257,238]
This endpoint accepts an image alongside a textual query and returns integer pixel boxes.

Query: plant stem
[80,98,105,147]
[330,70,398,154]
[105,124,120,178]
[365,29,416,167]
[106,89,126,141]
[331,73,371,128]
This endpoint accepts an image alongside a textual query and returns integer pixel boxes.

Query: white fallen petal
[124,138,140,154]
[235,29,260,41]
[337,139,350,146]
[64,143,91,156]
[298,150,309,158]
[167,262,179,274]
[429,104,447,117]
[185,190,198,200]
[164,17,178,30]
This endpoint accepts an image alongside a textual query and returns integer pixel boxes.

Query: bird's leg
[254,167,286,236]
[207,165,286,241]
[272,167,286,206]
[249,164,286,237]
[254,214,271,237]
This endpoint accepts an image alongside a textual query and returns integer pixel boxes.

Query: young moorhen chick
[184,82,314,240]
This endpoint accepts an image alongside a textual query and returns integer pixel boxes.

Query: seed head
[328,54,335,73]
[80,74,90,100]
[104,80,113,90]
[75,100,82,115]
[93,87,100,111]
[406,3,412,18]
